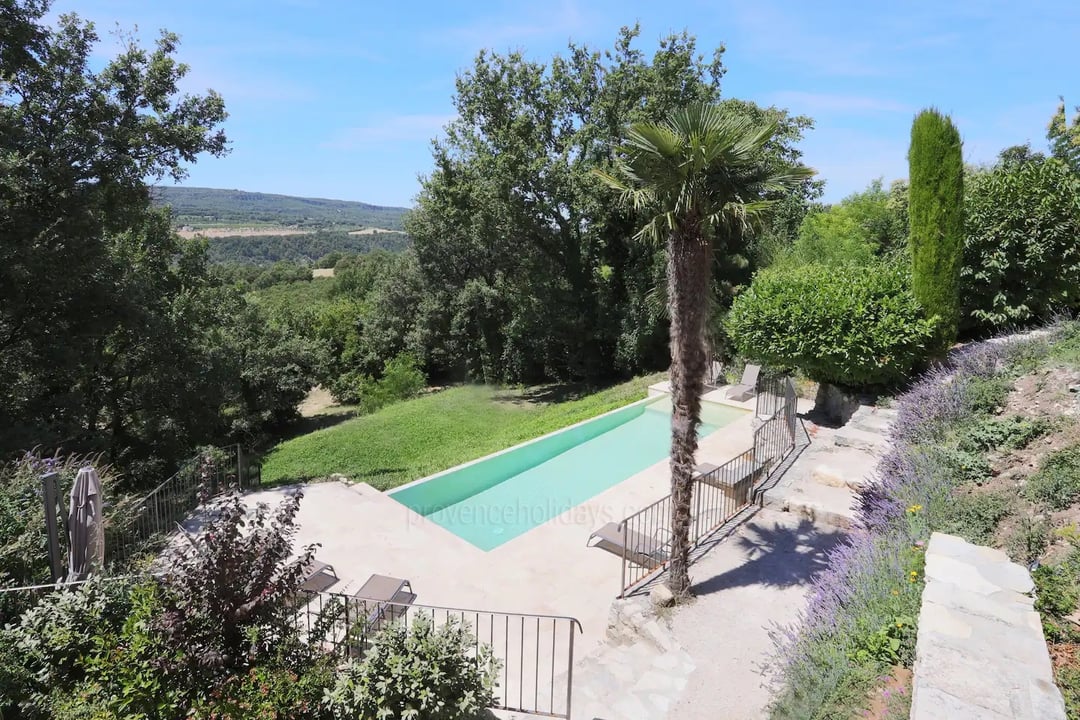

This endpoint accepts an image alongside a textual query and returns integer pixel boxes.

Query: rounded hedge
[727,262,937,388]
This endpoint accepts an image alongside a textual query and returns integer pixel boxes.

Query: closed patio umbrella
[68,466,105,581]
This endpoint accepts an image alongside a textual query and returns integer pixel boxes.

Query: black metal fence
[295,590,582,718]
[104,445,261,570]
[615,374,799,596]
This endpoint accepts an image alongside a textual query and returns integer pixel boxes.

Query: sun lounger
[726,364,761,402]
[353,574,416,631]
[695,456,767,506]
[587,522,669,569]
[694,462,720,477]
[299,558,339,593]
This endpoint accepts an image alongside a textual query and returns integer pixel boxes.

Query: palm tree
[595,103,813,598]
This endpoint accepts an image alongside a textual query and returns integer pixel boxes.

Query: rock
[833,427,887,454]
[650,583,676,608]
[813,383,863,424]
[606,596,653,644]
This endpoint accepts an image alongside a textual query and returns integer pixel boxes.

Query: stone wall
[910,532,1065,719]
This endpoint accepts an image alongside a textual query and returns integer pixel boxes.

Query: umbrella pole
[41,471,64,584]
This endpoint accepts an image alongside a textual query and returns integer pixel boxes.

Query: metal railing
[103,445,260,569]
[296,590,583,718]
[615,374,799,596]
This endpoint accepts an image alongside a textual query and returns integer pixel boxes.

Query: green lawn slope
[261,374,665,490]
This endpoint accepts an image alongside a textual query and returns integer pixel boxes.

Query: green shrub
[64,582,187,719]
[1025,445,1080,510]
[908,108,964,351]
[963,374,1012,415]
[331,353,426,411]
[780,179,907,268]
[939,490,1011,544]
[961,156,1080,330]
[932,445,991,486]
[957,415,1050,453]
[189,660,336,720]
[378,353,426,399]
[2,578,134,714]
[786,207,877,267]
[727,262,937,388]
[1034,564,1080,618]
[324,615,499,720]
[847,616,916,666]
[1006,516,1052,567]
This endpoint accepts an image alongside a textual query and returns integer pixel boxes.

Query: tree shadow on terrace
[690,515,846,598]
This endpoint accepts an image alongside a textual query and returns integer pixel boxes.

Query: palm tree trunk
[666,218,711,599]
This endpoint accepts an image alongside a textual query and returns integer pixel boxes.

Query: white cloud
[324,114,457,149]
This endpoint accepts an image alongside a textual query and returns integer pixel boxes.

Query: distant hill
[151,186,410,231]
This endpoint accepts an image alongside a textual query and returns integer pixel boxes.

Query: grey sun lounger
[299,558,339,593]
[726,364,761,402]
[587,522,670,569]
[353,574,417,630]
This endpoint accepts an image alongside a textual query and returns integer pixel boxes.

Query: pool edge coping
[387,394,748,498]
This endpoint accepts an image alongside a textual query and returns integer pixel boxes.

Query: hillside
[206,230,410,265]
[151,186,410,231]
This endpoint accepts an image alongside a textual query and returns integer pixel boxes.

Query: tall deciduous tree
[0,3,316,481]
[908,109,964,352]
[596,104,813,598]
[405,26,818,385]
[1048,97,1080,175]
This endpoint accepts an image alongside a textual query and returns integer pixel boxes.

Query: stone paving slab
[910,532,1065,720]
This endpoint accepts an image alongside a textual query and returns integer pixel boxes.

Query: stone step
[833,426,889,454]
[809,448,879,490]
[848,411,893,435]
[565,597,697,720]
[570,641,695,720]
[761,481,858,529]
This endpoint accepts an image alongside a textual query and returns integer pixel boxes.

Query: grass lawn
[260,373,665,490]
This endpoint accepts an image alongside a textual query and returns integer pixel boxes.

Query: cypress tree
[908,108,964,352]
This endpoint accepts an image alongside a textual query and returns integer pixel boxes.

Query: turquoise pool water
[389,396,747,550]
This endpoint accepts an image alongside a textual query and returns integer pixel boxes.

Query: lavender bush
[768,329,1055,719]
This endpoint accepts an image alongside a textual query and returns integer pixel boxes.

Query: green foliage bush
[1006,516,1052,567]
[0,491,329,719]
[939,490,1011,544]
[1024,445,1080,510]
[780,179,907,267]
[909,108,964,351]
[961,156,1080,330]
[1034,564,1080,619]
[324,615,499,720]
[963,374,1013,415]
[847,615,915,666]
[331,353,427,411]
[727,262,936,387]
[956,415,1050,453]
[1,577,133,717]
[932,445,991,486]
[189,660,336,720]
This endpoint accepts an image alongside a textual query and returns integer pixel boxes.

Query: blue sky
[56,0,1080,208]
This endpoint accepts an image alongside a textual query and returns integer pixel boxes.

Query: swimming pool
[389,396,747,550]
